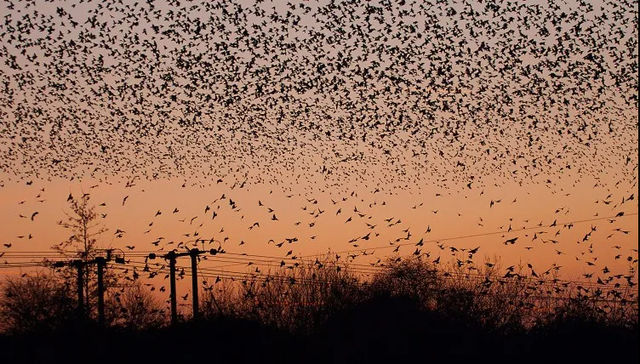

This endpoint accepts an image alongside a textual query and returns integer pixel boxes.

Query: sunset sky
[0,0,637,305]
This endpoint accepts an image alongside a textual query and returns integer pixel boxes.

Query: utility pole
[96,257,106,326]
[190,249,199,321]
[150,247,219,325]
[167,251,178,326]
[53,249,125,326]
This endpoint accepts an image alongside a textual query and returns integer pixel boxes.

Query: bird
[503,237,518,245]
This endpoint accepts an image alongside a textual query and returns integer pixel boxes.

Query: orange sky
[1,173,637,283]
[0,0,638,310]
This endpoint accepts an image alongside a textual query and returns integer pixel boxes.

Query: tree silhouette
[53,193,107,260]
[51,193,109,320]
[0,271,75,334]
[106,280,166,330]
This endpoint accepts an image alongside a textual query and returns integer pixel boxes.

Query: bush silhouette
[0,254,637,364]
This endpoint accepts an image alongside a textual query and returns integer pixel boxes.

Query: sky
[0,0,638,304]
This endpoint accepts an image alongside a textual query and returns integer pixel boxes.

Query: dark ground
[1,294,637,364]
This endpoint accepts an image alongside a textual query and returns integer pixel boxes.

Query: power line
[111,255,636,292]
[4,249,637,290]
[296,212,640,258]
[1,212,636,263]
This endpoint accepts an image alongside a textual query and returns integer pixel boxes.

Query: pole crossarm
[49,249,126,325]
[148,248,220,325]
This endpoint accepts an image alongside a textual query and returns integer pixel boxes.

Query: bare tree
[51,193,109,320]
[53,193,107,260]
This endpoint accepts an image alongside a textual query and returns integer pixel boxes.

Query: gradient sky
[0,0,638,305]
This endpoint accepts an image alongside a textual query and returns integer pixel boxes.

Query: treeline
[0,256,637,364]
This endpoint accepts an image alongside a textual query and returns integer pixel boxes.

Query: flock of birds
[0,0,637,193]
[1,175,637,303]
[0,0,637,306]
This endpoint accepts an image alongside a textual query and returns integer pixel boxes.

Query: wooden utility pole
[96,257,106,326]
[168,251,178,326]
[190,249,199,321]
[151,248,219,325]
[52,249,125,326]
